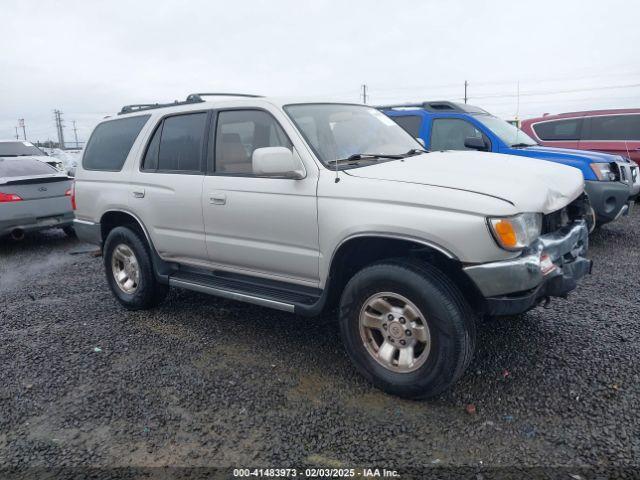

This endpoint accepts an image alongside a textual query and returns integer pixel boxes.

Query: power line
[470,82,640,100]
[366,68,640,95]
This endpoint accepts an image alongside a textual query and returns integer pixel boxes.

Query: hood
[346,151,584,214]
[522,145,624,163]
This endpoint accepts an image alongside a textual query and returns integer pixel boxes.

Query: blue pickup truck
[380,101,638,230]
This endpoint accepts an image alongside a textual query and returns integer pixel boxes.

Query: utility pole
[18,119,26,141]
[464,80,468,104]
[53,110,65,149]
[72,120,79,148]
[361,84,368,104]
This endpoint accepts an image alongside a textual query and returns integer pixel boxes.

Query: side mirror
[464,136,488,151]
[252,147,305,179]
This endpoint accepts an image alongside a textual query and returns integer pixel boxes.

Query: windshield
[0,141,47,157]
[475,115,538,147]
[284,104,422,166]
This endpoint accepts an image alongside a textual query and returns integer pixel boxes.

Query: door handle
[132,189,145,198]
[209,193,227,205]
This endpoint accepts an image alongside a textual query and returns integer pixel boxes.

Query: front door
[202,108,320,286]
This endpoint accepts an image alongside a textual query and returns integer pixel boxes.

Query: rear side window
[0,158,57,177]
[583,114,640,141]
[83,115,150,171]
[390,115,423,138]
[142,113,207,172]
[533,118,582,141]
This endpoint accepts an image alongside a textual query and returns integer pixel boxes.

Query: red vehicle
[521,109,640,165]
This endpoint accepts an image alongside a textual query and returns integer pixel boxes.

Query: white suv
[73,93,591,398]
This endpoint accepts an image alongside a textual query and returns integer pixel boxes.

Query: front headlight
[590,162,616,181]
[488,212,542,251]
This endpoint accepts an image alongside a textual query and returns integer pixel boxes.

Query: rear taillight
[67,181,77,210]
[0,192,23,203]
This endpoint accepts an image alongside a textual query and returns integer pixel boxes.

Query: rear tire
[103,226,168,310]
[338,259,476,399]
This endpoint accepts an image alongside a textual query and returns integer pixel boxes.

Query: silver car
[0,157,74,240]
[0,140,65,172]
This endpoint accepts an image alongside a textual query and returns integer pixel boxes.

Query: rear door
[529,116,584,149]
[129,111,209,264]
[580,114,640,164]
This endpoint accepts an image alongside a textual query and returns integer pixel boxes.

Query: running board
[168,270,322,314]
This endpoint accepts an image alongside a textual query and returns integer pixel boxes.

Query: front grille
[541,194,588,234]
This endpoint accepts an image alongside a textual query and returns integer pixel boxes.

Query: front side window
[83,115,150,171]
[430,118,485,151]
[584,114,640,141]
[215,110,292,174]
[390,115,423,138]
[533,118,582,141]
[284,104,421,167]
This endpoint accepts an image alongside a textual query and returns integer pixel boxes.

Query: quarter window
[533,118,582,141]
[215,110,292,175]
[430,118,485,151]
[583,114,640,141]
[142,123,162,171]
[391,115,423,138]
[83,115,150,171]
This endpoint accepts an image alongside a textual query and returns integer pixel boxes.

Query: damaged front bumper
[464,220,592,316]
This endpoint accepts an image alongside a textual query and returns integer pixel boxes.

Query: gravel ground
[1,211,639,474]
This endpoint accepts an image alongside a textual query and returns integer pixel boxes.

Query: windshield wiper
[328,153,405,166]
[510,143,537,148]
[404,148,429,156]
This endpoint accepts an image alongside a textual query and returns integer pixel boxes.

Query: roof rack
[376,100,488,115]
[118,92,263,115]
[185,92,262,102]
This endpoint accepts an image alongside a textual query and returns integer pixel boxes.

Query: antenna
[514,80,520,145]
[361,84,368,104]
[464,80,468,104]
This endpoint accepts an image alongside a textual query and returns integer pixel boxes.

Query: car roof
[377,101,489,115]
[524,108,640,123]
[114,93,369,119]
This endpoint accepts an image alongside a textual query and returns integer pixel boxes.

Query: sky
[1,0,639,145]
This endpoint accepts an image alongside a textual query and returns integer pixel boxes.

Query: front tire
[103,226,168,310]
[339,259,476,399]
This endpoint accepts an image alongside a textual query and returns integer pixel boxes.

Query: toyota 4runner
[73,93,592,398]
